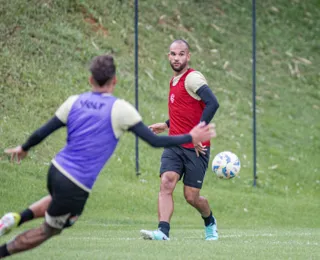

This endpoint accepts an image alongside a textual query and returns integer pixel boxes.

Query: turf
[0,0,319,259]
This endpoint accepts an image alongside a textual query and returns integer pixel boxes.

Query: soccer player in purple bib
[0,55,216,258]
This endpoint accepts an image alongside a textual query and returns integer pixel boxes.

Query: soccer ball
[212,151,241,179]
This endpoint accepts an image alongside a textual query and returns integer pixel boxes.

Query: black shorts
[160,146,210,189]
[46,164,89,229]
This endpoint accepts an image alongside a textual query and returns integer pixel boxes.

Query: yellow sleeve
[185,71,208,100]
[111,99,142,139]
[55,95,79,124]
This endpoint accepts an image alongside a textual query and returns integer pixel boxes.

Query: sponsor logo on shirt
[80,100,106,110]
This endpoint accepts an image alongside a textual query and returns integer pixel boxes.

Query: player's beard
[170,60,187,73]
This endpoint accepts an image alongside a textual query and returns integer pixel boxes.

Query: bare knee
[160,172,179,195]
[184,193,197,205]
[30,195,52,218]
[184,188,201,206]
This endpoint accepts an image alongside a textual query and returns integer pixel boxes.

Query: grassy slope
[0,0,319,236]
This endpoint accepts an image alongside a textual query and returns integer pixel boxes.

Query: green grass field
[0,0,319,259]
[2,222,320,259]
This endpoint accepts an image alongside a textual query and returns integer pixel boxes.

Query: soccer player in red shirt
[140,39,220,240]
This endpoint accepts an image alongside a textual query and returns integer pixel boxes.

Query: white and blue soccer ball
[212,151,241,179]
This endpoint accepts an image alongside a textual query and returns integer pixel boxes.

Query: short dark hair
[90,55,116,87]
[169,39,190,51]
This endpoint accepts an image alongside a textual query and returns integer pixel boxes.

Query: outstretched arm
[21,116,65,151]
[129,121,215,148]
[5,116,65,163]
[129,122,191,147]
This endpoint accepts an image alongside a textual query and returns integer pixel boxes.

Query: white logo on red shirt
[170,93,175,103]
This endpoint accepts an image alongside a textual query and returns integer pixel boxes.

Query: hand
[149,122,168,134]
[189,122,217,149]
[4,146,28,164]
[194,142,207,157]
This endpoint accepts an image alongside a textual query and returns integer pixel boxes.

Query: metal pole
[252,0,257,186]
[134,0,140,176]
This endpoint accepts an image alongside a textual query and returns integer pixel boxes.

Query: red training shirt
[168,68,210,148]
